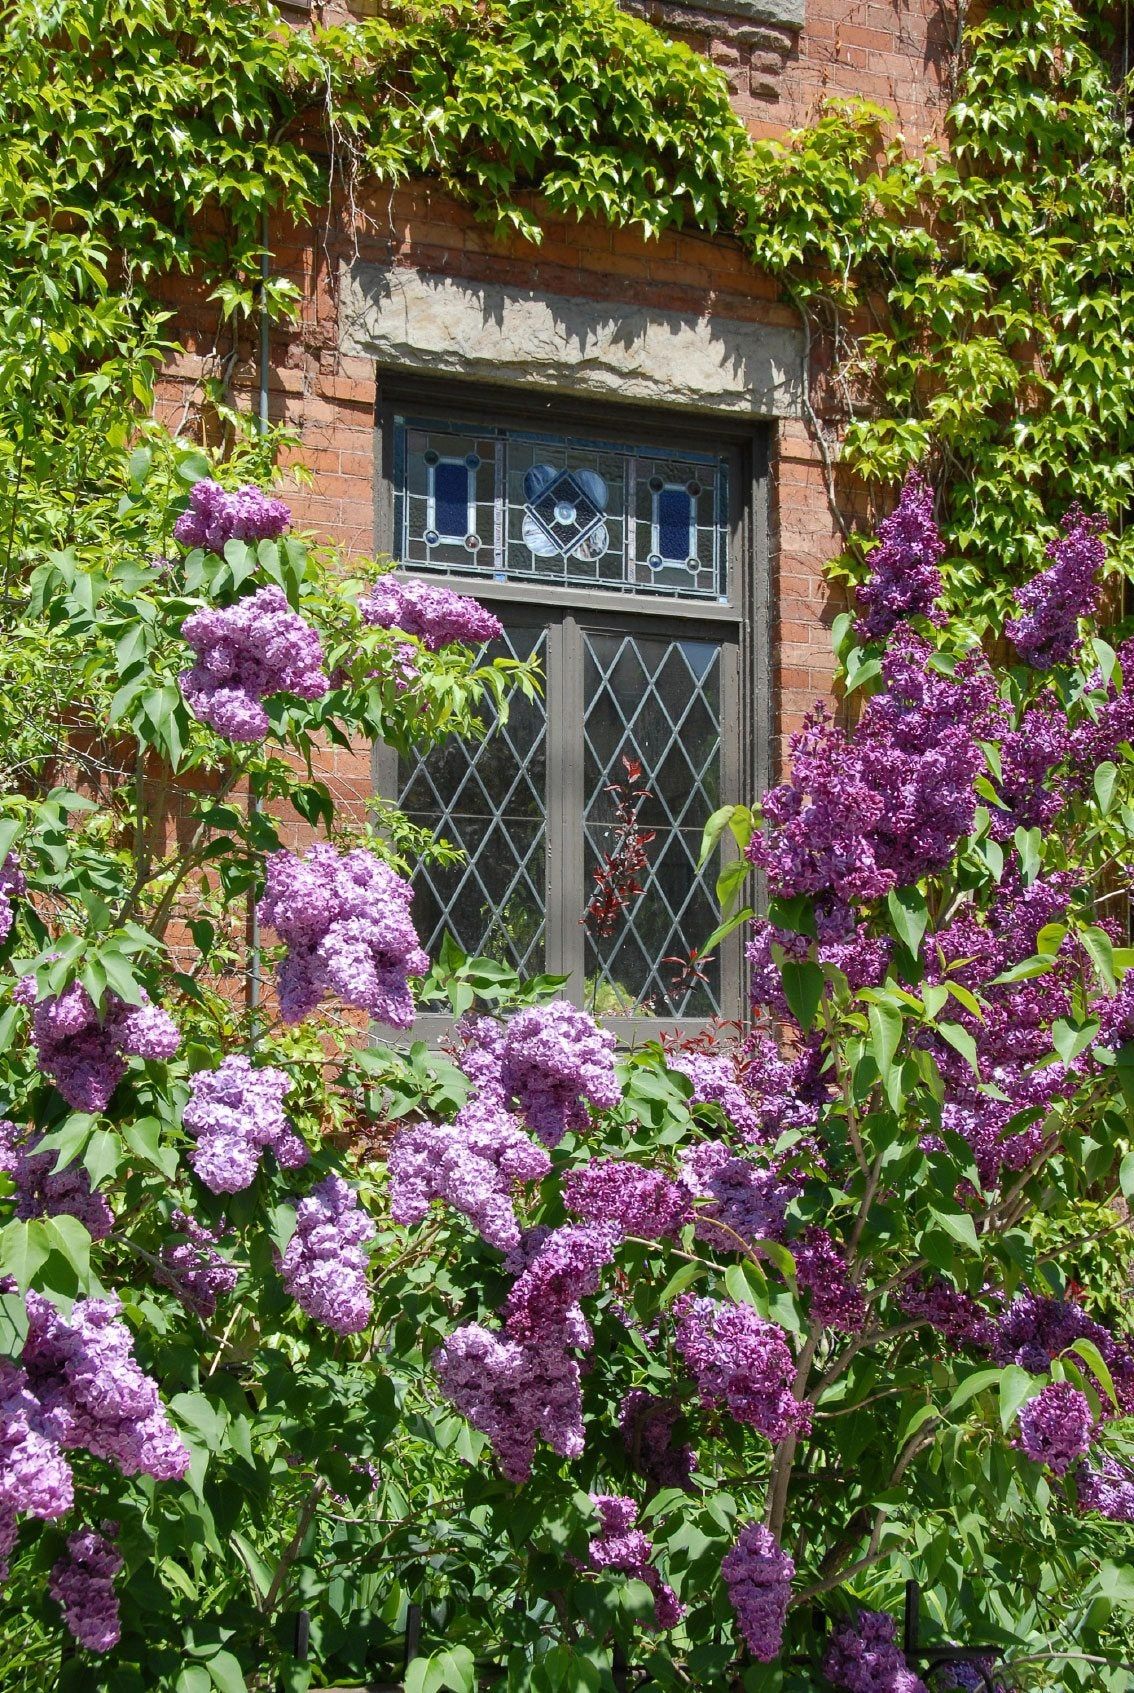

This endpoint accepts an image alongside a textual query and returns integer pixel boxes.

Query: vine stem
[261,1478,327,1617]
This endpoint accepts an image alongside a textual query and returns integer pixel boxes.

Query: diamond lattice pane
[398,626,547,973]
[583,631,723,1017]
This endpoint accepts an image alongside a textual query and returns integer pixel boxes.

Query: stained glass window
[393,416,729,599]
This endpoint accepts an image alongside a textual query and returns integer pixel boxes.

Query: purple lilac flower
[823,1609,927,1692]
[0,1508,16,1584]
[492,1002,620,1147]
[742,1034,827,1138]
[280,1174,374,1335]
[1006,506,1107,669]
[503,1222,620,1344]
[1076,1454,1134,1521]
[180,584,329,742]
[20,980,178,1114]
[933,1660,1006,1692]
[674,1295,810,1440]
[855,470,945,642]
[1095,973,1134,1052]
[587,1493,683,1631]
[182,1055,306,1194]
[0,854,25,946]
[794,1228,864,1331]
[433,1321,585,1482]
[989,698,1071,839]
[899,1281,996,1351]
[668,1049,763,1140]
[677,1141,796,1250]
[562,1160,691,1241]
[159,1210,237,1318]
[0,1359,73,1523]
[49,1524,123,1653]
[0,1119,113,1240]
[173,479,291,552]
[258,843,429,1028]
[619,1390,696,1490]
[747,921,891,1022]
[359,576,503,652]
[1017,1382,1093,1474]
[1069,637,1134,769]
[23,1293,189,1481]
[994,1292,1116,1375]
[721,1522,794,1662]
[388,1098,550,1251]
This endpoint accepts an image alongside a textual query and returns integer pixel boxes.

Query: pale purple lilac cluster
[359,576,503,651]
[855,470,945,642]
[173,479,291,552]
[0,1358,74,1579]
[794,1227,865,1332]
[49,1524,123,1653]
[677,1141,796,1251]
[720,1522,794,1662]
[280,1174,374,1334]
[388,1096,550,1251]
[159,1209,237,1318]
[587,1493,683,1630]
[1006,505,1107,669]
[1016,1382,1093,1474]
[0,1119,113,1240]
[258,844,429,1028]
[668,1049,763,1140]
[460,1002,620,1148]
[433,1321,586,1483]
[17,978,179,1113]
[673,1294,810,1441]
[619,1390,696,1491]
[182,1055,306,1193]
[822,1608,927,1692]
[180,584,329,742]
[0,853,25,945]
[562,1159,691,1241]
[503,1221,620,1344]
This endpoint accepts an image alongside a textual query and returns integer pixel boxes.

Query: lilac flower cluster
[503,1221,620,1344]
[0,854,25,945]
[822,1609,928,1692]
[562,1159,691,1241]
[489,1002,620,1148]
[0,1119,113,1240]
[1016,1382,1093,1474]
[49,1524,123,1653]
[1006,505,1107,669]
[748,920,890,1022]
[433,1321,585,1483]
[678,1141,796,1251]
[388,1096,550,1251]
[23,1292,189,1480]
[180,584,329,742]
[619,1390,696,1490]
[1076,1454,1134,1521]
[992,1292,1134,1406]
[1069,636,1134,770]
[0,1358,74,1578]
[668,1049,763,1140]
[587,1493,683,1630]
[990,698,1071,838]
[280,1174,374,1335]
[18,979,179,1113]
[159,1210,237,1318]
[794,1228,865,1331]
[855,470,945,642]
[720,1522,794,1663]
[258,844,429,1028]
[173,478,291,552]
[743,1033,828,1138]
[673,1295,810,1440]
[359,576,503,652]
[182,1055,306,1193]
[899,1281,996,1352]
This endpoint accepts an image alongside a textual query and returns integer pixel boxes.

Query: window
[374,378,770,1034]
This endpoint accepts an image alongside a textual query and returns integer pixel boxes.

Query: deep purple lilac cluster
[48,1524,123,1652]
[433,1321,585,1483]
[182,1055,306,1193]
[587,1493,683,1630]
[899,1281,996,1352]
[503,1221,620,1344]
[257,844,429,1028]
[0,854,25,945]
[180,585,329,742]
[720,1522,794,1662]
[677,1141,796,1251]
[359,576,503,652]
[1016,1382,1093,1474]
[990,697,1071,838]
[619,1390,696,1490]
[793,1228,865,1331]
[1076,1455,1134,1521]
[1069,637,1134,771]
[388,1096,550,1251]
[173,479,291,552]
[855,470,945,642]
[668,1049,763,1140]
[280,1174,374,1335]
[159,1210,237,1318]
[562,1159,691,1241]
[992,1292,1134,1407]
[17,979,179,1113]
[1006,505,1107,669]
[673,1295,810,1440]
[822,1608,928,1692]
[0,1119,113,1240]
[743,1033,828,1138]
[747,921,891,1021]
[23,1293,189,1480]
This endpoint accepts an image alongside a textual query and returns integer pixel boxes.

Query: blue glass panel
[657,486,692,561]
[433,460,469,538]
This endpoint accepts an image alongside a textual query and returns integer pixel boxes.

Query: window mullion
[546,615,586,999]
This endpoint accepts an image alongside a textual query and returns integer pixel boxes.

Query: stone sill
[655,0,804,30]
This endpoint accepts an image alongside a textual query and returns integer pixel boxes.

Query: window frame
[371,371,773,1039]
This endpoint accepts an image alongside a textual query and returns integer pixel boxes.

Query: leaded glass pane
[394,417,728,599]
[583,630,723,1017]
[397,625,547,972]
